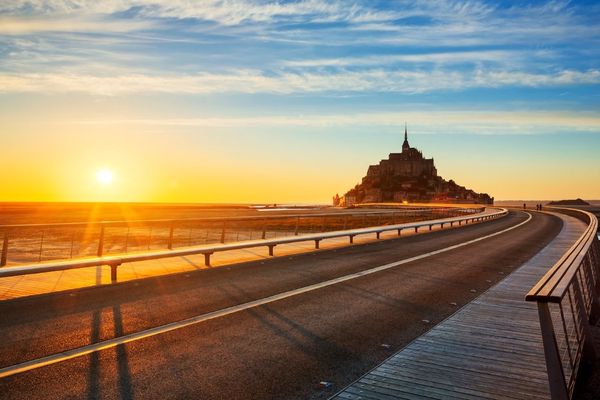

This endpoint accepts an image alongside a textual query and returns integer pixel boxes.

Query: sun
[96,169,114,185]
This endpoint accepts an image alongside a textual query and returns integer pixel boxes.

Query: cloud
[73,110,600,135]
[1,68,599,95]
[0,0,397,26]
[0,17,155,34]
[280,50,532,68]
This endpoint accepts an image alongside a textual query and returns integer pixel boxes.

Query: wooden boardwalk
[332,212,587,400]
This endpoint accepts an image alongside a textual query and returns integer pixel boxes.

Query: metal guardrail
[0,207,481,266]
[0,208,505,283]
[526,207,600,400]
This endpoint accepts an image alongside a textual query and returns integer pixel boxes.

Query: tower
[402,122,410,152]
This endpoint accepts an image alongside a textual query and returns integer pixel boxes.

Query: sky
[1,0,599,203]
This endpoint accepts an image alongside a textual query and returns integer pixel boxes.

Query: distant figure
[523,203,527,210]
[539,203,543,211]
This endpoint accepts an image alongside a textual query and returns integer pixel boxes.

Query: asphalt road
[0,210,562,400]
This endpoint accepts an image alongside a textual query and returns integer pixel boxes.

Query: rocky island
[335,126,493,206]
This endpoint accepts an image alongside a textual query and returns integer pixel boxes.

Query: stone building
[338,126,493,206]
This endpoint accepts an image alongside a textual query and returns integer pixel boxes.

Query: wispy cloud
[0,0,397,26]
[0,16,155,34]
[280,50,539,68]
[0,0,599,100]
[1,68,598,95]
[74,110,600,135]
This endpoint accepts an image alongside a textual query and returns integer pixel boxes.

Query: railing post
[397,228,401,236]
[376,231,380,239]
[38,230,45,262]
[97,224,105,257]
[1,232,8,266]
[220,221,226,243]
[349,235,354,244]
[69,231,75,259]
[583,257,600,321]
[315,239,320,249]
[204,253,212,267]
[168,222,174,250]
[573,278,597,359]
[537,302,569,400]
[124,227,130,253]
[268,245,275,256]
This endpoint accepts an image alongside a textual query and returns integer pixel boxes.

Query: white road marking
[0,212,531,379]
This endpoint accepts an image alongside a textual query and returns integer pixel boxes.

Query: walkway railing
[526,207,600,400]
[0,208,505,283]
[0,207,481,266]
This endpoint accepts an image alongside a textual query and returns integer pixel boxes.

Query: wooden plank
[377,360,551,397]
[369,367,546,400]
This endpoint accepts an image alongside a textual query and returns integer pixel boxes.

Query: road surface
[0,210,562,399]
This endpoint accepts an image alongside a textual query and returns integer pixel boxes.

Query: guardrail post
[349,235,354,244]
[429,225,432,231]
[168,222,174,250]
[397,228,402,236]
[109,262,120,283]
[414,226,418,233]
[537,302,569,400]
[1,232,8,266]
[376,232,381,239]
[268,245,275,256]
[97,225,105,257]
[204,253,212,267]
[315,239,320,249]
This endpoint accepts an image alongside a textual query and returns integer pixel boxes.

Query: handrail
[0,208,506,283]
[525,207,600,400]
[0,207,477,230]
[0,206,483,266]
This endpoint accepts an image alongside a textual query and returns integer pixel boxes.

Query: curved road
[0,210,562,399]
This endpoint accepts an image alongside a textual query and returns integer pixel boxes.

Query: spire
[402,122,410,152]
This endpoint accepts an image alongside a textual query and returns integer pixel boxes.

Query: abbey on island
[334,126,493,206]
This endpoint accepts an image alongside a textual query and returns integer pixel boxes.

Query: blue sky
[1,0,599,202]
